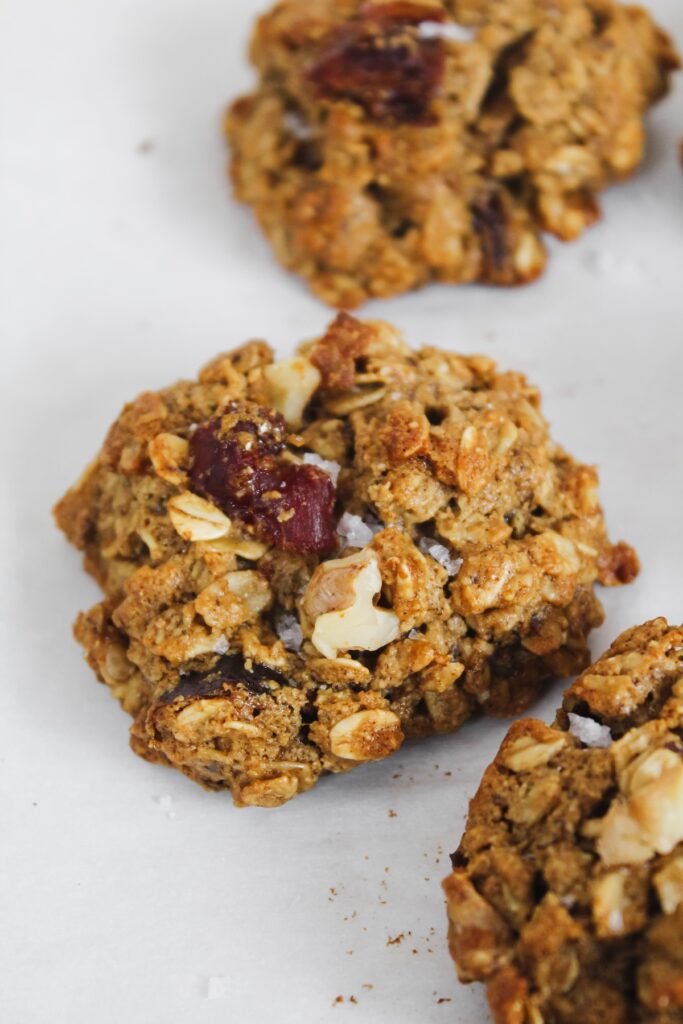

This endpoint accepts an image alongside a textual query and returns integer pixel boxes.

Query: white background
[1,2,681,1021]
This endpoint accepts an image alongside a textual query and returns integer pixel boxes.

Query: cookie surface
[443,618,683,1023]
[55,314,636,807]
[226,0,678,307]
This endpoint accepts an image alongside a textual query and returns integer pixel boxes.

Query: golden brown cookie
[55,314,637,806]
[225,0,678,307]
[444,618,683,1023]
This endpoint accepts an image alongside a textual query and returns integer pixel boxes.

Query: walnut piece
[148,432,190,484]
[263,355,321,427]
[654,856,683,914]
[304,548,400,659]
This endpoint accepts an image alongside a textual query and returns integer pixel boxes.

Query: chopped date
[160,653,291,705]
[307,3,445,124]
[471,191,509,272]
[189,404,338,554]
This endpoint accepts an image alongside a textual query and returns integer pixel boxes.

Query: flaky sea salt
[213,635,230,655]
[282,110,313,140]
[607,909,624,934]
[417,537,463,578]
[419,20,476,43]
[303,452,341,485]
[275,612,304,653]
[337,512,381,548]
[567,712,612,749]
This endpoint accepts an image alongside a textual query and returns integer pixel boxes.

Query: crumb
[388,809,397,817]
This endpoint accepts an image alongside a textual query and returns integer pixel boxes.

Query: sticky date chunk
[307,3,445,124]
[160,653,291,705]
[189,402,337,554]
[471,191,509,274]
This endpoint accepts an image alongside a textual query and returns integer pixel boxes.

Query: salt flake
[419,20,476,43]
[303,452,341,485]
[567,712,612,749]
[275,612,304,653]
[417,537,462,577]
[337,512,382,548]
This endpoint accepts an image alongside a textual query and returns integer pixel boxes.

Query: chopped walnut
[304,548,400,659]
[148,432,190,485]
[263,355,321,427]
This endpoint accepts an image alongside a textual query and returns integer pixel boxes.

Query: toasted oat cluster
[444,618,683,1023]
[55,314,637,807]
[225,0,678,307]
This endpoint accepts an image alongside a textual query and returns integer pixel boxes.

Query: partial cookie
[444,618,683,1023]
[226,0,678,307]
[55,314,636,807]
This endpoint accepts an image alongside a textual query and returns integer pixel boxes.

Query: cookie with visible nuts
[55,314,636,807]
[443,618,683,1023]
[225,0,678,307]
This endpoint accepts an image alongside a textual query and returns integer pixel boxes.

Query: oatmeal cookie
[55,314,636,807]
[225,0,678,307]
[444,617,683,1023]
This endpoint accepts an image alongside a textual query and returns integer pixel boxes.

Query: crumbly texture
[54,314,637,807]
[444,618,683,1024]
[225,0,678,307]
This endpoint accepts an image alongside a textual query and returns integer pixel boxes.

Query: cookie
[443,618,683,1023]
[55,314,637,807]
[225,0,678,307]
